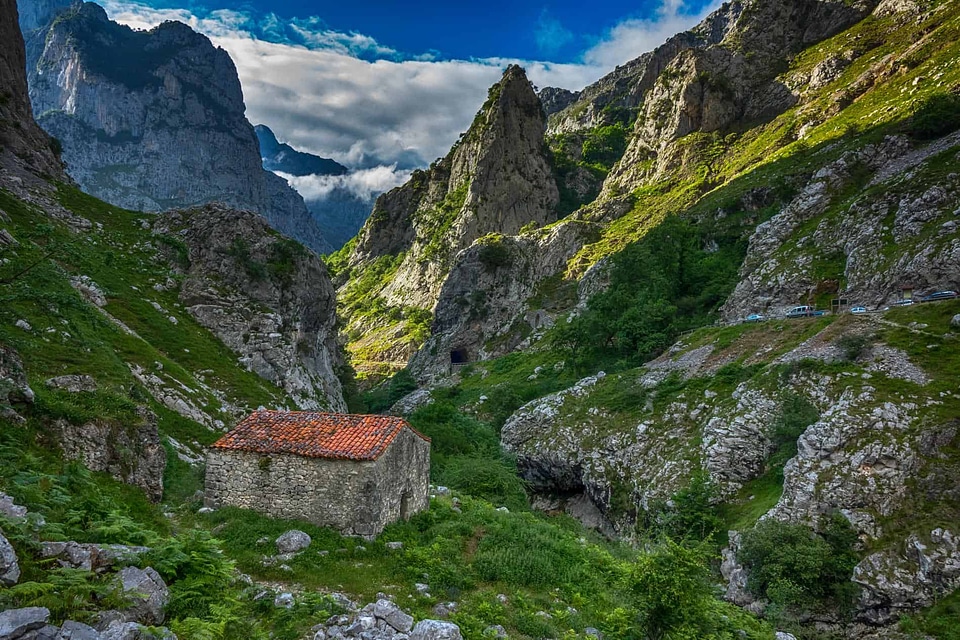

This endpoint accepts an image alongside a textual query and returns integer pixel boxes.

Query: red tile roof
[211,410,429,461]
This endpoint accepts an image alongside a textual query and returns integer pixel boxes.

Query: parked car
[892,299,915,307]
[746,313,766,322]
[786,305,825,318]
[851,306,867,314]
[920,290,959,302]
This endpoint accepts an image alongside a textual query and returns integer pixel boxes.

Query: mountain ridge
[17,0,331,254]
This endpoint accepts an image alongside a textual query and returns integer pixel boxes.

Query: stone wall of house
[203,429,430,537]
[371,428,431,528]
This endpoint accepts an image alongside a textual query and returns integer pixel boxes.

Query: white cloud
[99,0,720,169]
[584,0,722,69]
[276,166,413,202]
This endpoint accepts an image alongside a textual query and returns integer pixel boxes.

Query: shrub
[477,236,512,272]
[649,471,723,542]
[549,215,745,370]
[581,124,628,169]
[908,92,960,140]
[835,333,874,362]
[626,540,724,640]
[770,393,819,471]
[362,369,418,413]
[738,516,859,612]
[436,457,527,511]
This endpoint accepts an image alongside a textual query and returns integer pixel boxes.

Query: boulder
[57,621,101,639]
[99,622,175,640]
[0,346,35,414]
[482,626,507,639]
[33,625,60,640]
[41,542,149,573]
[116,566,169,625]
[373,600,413,633]
[0,493,27,521]
[409,621,462,640]
[44,376,98,393]
[276,530,311,554]
[274,593,295,609]
[775,634,798,640]
[0,530,20,586]
[952,314,960,329]
[0,608,50,640]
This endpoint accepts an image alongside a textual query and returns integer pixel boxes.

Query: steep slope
[0,0,64,179]
[337,65,559,378]
[391,0,960,383]
[17,0,329,254]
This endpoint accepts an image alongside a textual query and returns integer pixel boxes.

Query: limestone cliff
[0,0,64,179]
[153,204,346,412]
[340,65,559,376]
[18,1,328,253]
[498,301,960,628]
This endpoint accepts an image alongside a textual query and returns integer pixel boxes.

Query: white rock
[276,530,311,554]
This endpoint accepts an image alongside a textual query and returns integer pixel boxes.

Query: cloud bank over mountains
[100,0,718,196]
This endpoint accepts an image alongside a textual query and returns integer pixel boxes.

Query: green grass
[901,589,960,640]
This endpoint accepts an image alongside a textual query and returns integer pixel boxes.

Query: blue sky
[114,0,716,63]
[102,0,720,199]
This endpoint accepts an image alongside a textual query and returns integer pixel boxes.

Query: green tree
[626,540,721,640]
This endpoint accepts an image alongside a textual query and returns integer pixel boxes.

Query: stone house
[204,410,430,537]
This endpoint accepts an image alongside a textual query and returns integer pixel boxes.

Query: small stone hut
[204,410,430,537]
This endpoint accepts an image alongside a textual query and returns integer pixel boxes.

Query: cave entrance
[450,349,470,365]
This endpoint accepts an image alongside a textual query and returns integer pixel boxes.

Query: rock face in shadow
[0,0,65,178]
[153,204,346,412]
[19,1,327,252]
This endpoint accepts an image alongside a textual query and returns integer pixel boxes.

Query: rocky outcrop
[409,220,601,381]
[0,530,19,586]
[538,87,580,117]
[853,529,960,624]
[19,1,327,253]
[154,204,345,411]
[308,596,460,640]
[51,406,166,502]
[0,344,35,422]
[0,0,65,179]
[721,136,960,320]
[346,65,559,312]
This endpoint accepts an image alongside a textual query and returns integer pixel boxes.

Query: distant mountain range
[255,125,348,178]
[255,124,380,251]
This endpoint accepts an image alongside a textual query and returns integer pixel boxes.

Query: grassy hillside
[0,183,777,640]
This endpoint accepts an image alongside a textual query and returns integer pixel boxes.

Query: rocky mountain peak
[349,64,557,299]
[339,64,560,376]
[0,0,65,178]
[18,0,329,253]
